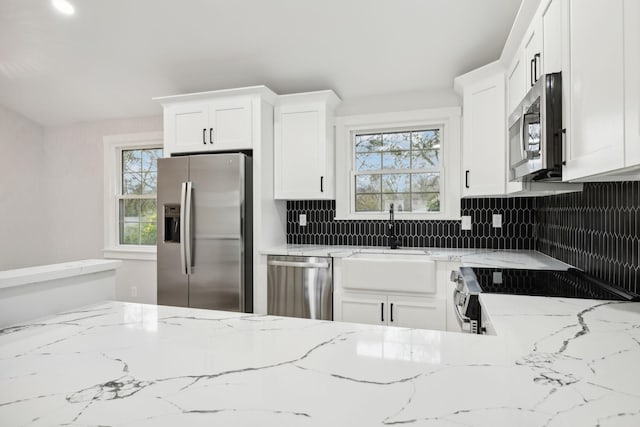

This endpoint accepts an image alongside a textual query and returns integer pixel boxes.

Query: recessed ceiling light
[52,0,75,16]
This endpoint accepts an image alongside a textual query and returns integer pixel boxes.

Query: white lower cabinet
[335,290,445,330]
[336,291,386,326]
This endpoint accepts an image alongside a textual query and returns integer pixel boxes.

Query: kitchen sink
[340,251,436,294]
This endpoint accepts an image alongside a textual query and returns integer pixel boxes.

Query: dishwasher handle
[267,260,330,269]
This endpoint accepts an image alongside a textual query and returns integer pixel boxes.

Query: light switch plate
[461,216,472,230]
[299,213,307,227]
[492,214,502,228]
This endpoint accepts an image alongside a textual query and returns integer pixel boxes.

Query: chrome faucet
[387,203,401,249]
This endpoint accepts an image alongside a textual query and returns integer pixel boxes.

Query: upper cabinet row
[154,87,341,200]
[458,0,639,197]
[154,86,278,157]
[512,0,640,181]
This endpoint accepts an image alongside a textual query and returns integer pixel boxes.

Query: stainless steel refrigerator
[157,153,252,312]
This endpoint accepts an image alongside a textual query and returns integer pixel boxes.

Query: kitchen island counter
[1,299,639,426]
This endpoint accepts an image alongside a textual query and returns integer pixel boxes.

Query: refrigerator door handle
[184,181,193,275]
[179,182,187,275]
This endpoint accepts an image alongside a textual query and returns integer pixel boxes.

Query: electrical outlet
[461,216,472,230]
[299,213,307,227]
[130,286,137,297]
[492,214,502,228]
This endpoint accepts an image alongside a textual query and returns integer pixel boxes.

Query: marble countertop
[1,299,639,426]
[0,259,122,289]
[262,245,572,270]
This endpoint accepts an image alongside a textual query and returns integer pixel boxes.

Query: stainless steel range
[450,267,640,334]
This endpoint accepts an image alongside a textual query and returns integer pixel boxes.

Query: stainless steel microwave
[508,72,563,181]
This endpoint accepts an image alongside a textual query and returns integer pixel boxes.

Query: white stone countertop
[1,299,638,426]
[0,259,122,289]
[262,245,573,270]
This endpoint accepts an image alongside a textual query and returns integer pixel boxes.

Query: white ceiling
[0,0,522,127]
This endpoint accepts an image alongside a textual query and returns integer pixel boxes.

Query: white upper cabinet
[274,90,340,200]
[541,0,563,74]
[523,18,543,89]
[507,51,526,115]
[507,0,560,113]
[154,86,276,156]
[563,0,626,180]
[624,0,640,168]
[456,64,507,197]
[499,0,638,182]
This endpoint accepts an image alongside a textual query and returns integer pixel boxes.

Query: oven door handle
[453,290,472,333]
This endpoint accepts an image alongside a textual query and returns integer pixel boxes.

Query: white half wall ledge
[0,259,122,289]
[0,259,122,327]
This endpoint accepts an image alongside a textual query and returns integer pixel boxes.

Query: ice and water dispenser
[163,204,180,243]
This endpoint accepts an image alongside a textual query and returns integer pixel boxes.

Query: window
[104,132,163,260]
[353,128,442,213]
[335,108,461,220]
[118,148,162,245]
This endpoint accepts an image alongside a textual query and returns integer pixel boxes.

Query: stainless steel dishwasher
[267,255,333,320]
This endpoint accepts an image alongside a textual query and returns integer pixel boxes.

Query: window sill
[103,247,157,261]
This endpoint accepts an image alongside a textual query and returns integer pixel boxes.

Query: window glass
[353,129,441,213]
[118,148,162,245]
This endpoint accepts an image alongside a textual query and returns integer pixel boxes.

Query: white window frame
[336,108,462,220]
[103,132,163,261]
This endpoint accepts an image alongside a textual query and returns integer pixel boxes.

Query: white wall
[0,105,47,269]
[336,88,461,116]
[42,115,163,303]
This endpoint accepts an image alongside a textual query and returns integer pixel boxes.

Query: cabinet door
[389,296,445,330]
[507,53,525,116]
[564,0,625,180]
[335,291,386,326]
[208,98,253,150]
[165,103,209,155]
[523,19,543,88]
[625,0,640,167]
[462,73,506,196]
[274,105,327,199]
[542,0,562,74]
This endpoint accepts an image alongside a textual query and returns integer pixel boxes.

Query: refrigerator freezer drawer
[267,255,333,321]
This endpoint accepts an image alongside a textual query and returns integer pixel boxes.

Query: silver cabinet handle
[184,181,193,275]
[266,260,330,269]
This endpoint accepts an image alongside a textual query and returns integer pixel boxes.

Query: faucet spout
[387,203,400,249]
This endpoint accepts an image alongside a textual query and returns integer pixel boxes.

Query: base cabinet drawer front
[390,297,446,330]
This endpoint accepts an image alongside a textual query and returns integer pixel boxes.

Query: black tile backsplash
[286,181,640,293]
[536,181,640,294]
[287,198,537,249]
